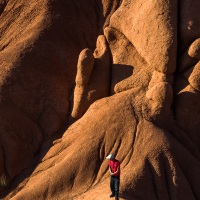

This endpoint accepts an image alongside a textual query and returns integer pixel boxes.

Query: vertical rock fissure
[172,0,180,121]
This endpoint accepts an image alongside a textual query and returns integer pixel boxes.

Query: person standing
[106,154,120,200]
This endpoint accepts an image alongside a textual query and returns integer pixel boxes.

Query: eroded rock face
[109,0,177,74]
[71,35,111,121]
[0,0,200,200]
[0,0,120,192]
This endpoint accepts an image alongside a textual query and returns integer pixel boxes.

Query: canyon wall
[0,0,200,199]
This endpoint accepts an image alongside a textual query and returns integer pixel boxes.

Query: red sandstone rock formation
[0,0,200,199]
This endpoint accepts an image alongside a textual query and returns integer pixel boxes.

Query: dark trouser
[110,176,120,200]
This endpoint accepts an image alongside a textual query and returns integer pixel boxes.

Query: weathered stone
[143,82,173,126]
[188,62,200,91]
[71,35,111,121]
[109,0,177,74]
[1,0,200,200]
[39,106,63,136]
[148,70,174,89]
[104,27,152,94]
[71,48,95,120]
[188,38,200,60]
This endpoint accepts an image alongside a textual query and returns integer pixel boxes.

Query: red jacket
[109,159,120,177]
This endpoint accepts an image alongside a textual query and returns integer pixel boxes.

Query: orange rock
[189,69,200,91]
[148,70,174,89]
[188,38,200,59]
[109,0,177,74]
[143,82,173,126]
[71,35,111,121]
[1,0,200,200]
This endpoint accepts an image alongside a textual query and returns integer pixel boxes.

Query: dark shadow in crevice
[111,64,133,94]
[0,0,8,15]
[173,90,200,151]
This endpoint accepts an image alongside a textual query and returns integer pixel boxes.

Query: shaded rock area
[0,0,200,200]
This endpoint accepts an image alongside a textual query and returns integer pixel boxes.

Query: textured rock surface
[0,0,200,200]
[109,0,177,74]
[104,27,152,94]
[71,35,111,121]
[188,38,200,59]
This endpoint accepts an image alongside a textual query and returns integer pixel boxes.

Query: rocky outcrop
[1,0,200,200]
[71,35,111,121]
[104,27,152,94]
